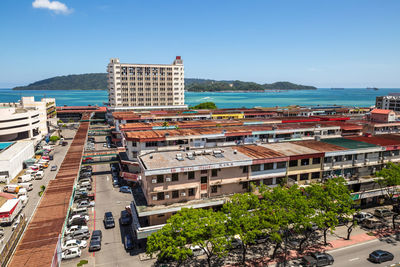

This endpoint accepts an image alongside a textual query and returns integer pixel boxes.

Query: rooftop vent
[213,150,224,158]
[194,150,202,156]
[176,153,184,161]
[233,149,237,154]
[203,149,212,155]
[186,152,195,160]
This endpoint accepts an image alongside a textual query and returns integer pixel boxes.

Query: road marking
[106,175,109,181]
[349,257,359,261]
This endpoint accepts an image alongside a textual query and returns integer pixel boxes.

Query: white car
[354,212,373,223]
[77,200,95,209]
[61,247,81,260]
[62,239,87,251]
[65,225,89,235]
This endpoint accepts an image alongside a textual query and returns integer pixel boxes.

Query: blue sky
[0,0,399,88]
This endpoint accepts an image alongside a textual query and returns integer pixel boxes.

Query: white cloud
[32,0,72,14]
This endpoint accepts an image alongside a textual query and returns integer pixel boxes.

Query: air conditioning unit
[181,192,186,197]
[152,196,157,200]
[152,179,157,184]
[166,177,171,182]
[165,194,170,199]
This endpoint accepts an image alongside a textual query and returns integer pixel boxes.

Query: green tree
[146,223,192,265]
[375,162,400,228]
[162,121,169,127]
[49,136,60,142]
[306,177,355,244]
[190,102,217,110]
[147,208,229,267]
[222,192,262,265]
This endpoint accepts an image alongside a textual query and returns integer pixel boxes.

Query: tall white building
[107,57,187,111]
[376,94,400,111]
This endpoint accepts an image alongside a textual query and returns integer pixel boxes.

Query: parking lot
[61,135,154,267]
[0,128,76,253]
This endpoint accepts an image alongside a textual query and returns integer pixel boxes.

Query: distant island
[13,73,316,91]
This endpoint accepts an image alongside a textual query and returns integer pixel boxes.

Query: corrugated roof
[347,134,400,147]
[9,114,90,267]
[321,138,379,150]
[291,140,348,152]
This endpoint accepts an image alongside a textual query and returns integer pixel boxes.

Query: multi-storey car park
[124,135,400,240]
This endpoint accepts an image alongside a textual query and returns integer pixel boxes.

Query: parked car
[368,250,394,263]
[76,199,95,209]
[51,165,57,171]
[65,225,89,235]
[88,236,101,252]
[92,230,102,241]
[124,234,134,250]
[103,212,115,229]
[374,208,393,218]
[354,212,373,223]
[120,210,132,225]
[68,214,89,226]
[119,186,132,194]
[362,218,386,229]
[66,228,90,240]
[112,179,119,188]
[301,252,334,266]
[62,239,87,251]
[61,247,81,260]
[70,207,89,217]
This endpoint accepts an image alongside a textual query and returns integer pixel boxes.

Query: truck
[3,185,20,193]
[35,171,44,180]
[17,188,27,197]
[0,199,23,226]
[18,174,33,183]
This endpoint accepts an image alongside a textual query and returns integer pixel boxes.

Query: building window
[344,155,353,161]
[201,170,208,174]
[157,192,164,200]
[251,164,261,172]
[277,162,286,169]
[172,190,179,199]
[289,160,298,167]
[263,178,273,185]
[324,157,332,163]
[188,188,195,196]
[242,182,249,189]
[288,175,297,182]
[264,163,274,170]
[242,166,249,173]
[146,141,158,147]
[312,157,321,164]
[131,142,137,147]
[301,159,310,166]
[172,173,179,182]
[211,185,218,193]
[311,172,320,179]
[157,175,163,183]
[188,171,195,180]
[300,173,309,181]
[211,169,218,177]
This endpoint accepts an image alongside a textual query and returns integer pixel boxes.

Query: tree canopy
[189,102,217,110]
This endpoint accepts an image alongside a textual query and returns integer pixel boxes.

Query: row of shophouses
[107,109,400,241]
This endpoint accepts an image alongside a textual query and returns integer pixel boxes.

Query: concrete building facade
[107,57,187,111]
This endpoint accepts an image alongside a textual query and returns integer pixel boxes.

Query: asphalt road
[0,128,76,252]
[62,134,154,267]
[328,236,400,267]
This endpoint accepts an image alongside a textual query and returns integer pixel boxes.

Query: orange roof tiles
[371,109,393,115]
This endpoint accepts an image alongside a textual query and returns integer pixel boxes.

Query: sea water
[1,88,400,108]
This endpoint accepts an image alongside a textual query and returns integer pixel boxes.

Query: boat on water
[331,88,344,90]
[367,87,379,91]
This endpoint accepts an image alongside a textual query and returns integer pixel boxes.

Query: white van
[18,182,33,191]
[17,188,27,196]
[18,174,32,183]
[19,195,29,207]
[35,171,44,180]
[0,175,9,183]
[25,169,37,176]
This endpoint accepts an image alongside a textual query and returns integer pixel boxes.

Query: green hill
[13,73,316,91]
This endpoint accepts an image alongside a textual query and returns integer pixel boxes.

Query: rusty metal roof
[235,145,286,159]
[8,114,90,267]
[347,134,400,147]
[291,140,348,152]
